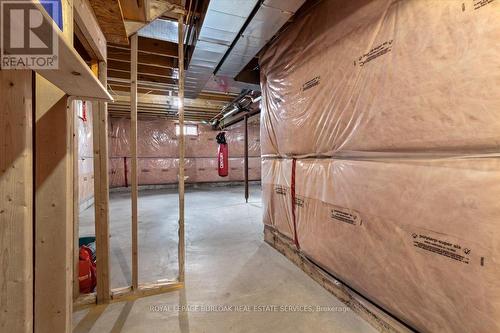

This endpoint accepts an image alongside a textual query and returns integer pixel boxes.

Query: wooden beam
[149,0,184,21]
[74,23,96,61]
[107,107,218,114]
[130,34,139,291]
[88,0,128,45]
[124,20,148,37]
[74,0,107,61]
[108,107,219,117]
[74,281,183,310]
[111,281,183,301]
[108,69,178,85]
[108,79,177,92]
[198,92,237,102]
[110,93,227,108]
[139,37,178,58]
[177,14,186,283]
[0,70,33,333]
[109,36,178,58]
[108,59,177,78]
[107,84,237,102]
[21,0,112,100]
[109,84,174,96]
[119,0,147,22]
[108,48,177,68]
[93,61,111,303]
[107,112,211,121]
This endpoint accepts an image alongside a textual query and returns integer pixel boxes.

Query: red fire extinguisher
[217,132,228,177]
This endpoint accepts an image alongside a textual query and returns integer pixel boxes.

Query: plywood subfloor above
[88,0,129,45]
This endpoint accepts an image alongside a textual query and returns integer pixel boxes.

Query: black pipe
[213,0,265,75]
[244,114,249,203]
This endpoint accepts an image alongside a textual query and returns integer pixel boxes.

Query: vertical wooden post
[177,15,186,283]
[35,1,74,330]
[244,114,249,203]
[35,78,73,333]
[0,70,34,333]
[93,61,111,303]
[130,34,139,290]
[72,102,80,301]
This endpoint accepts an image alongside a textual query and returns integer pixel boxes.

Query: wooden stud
[93,61,111,303]
[34,0,74,330]
[73,102,80,301]
[0,70,34,333]
[35,78,73,333]
[177,14,186,283]
[130,34,139,290]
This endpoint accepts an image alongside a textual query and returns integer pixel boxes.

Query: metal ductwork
[184,0,305,99]
[214,0,305,78]
[208,89,261,129]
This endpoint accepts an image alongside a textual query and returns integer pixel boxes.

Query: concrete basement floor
[74,184,376,333]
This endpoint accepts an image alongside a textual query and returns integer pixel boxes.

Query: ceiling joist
[109,36,178,58]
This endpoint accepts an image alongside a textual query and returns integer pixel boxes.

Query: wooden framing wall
[0,70,34,333]
[0,0,120,329]
[111,15,186,297]
[1,4,188,327]
[72,8,186,310]
[69,9,187,312]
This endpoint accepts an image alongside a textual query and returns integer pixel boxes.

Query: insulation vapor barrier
[76,101,94,202]
[260,0,500,332]
[260,0,500,158]
[108,117,261,187]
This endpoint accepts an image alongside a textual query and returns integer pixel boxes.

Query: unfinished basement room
[1,0,499,332]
